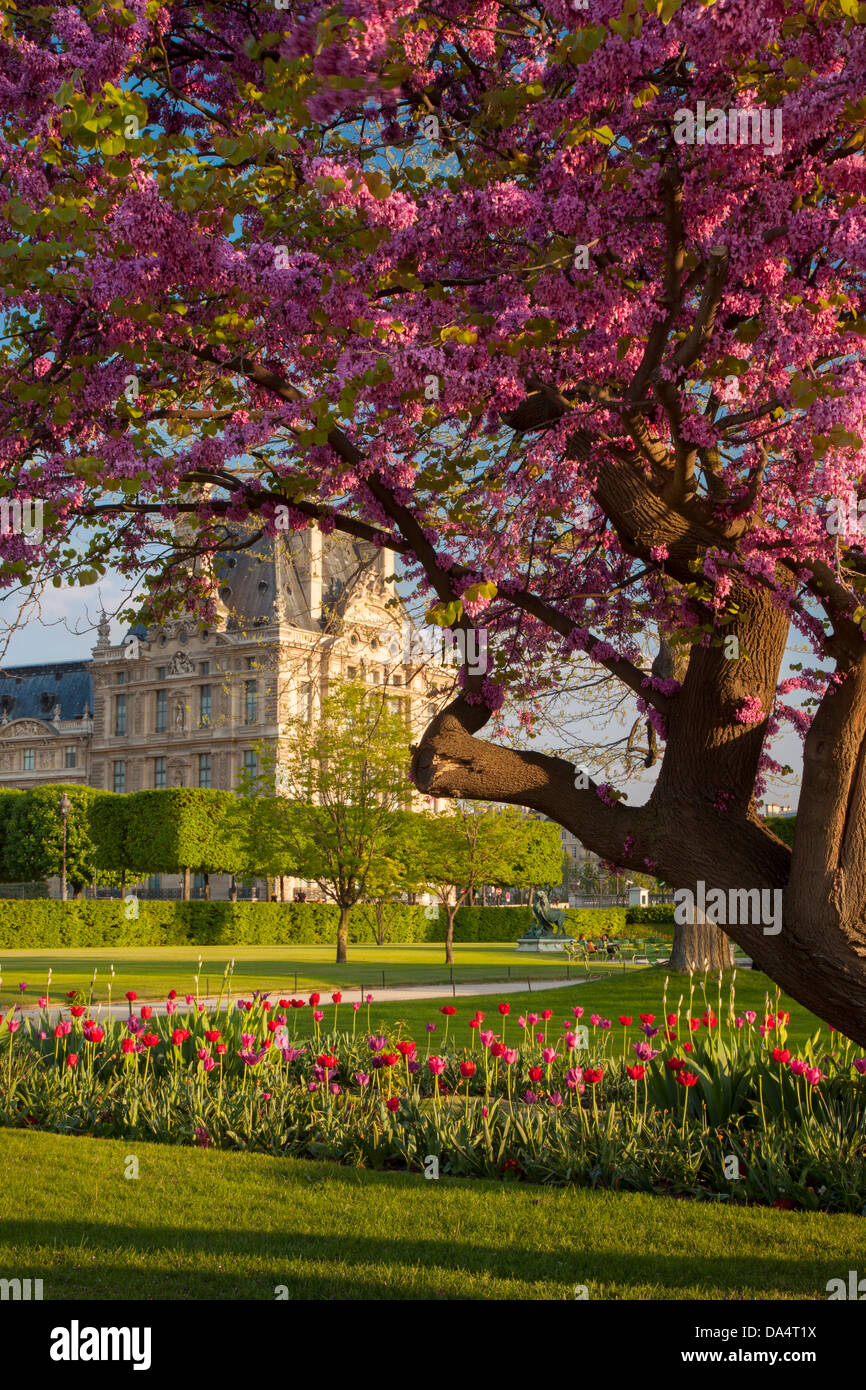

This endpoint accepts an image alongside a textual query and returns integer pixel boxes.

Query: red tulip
[205,1029,221,1042]
[125,992,137,1002]
[626,1064,646,1080]
[121,1038,135,1055]
[584,1067,604,1084]
[440,1005,456,1016]
[459,1060,476,1078]
[309,993,320,1006]
[772,1047,791,1063]
[171,1028,189,1046]
[498,1002,510,1016]
[385,1097,399,1112]
[140,1006,153,1020]
[66,1053,78,1068]
[69,1005,85,1018]
[619,1016,632,1026]
[529,1065,543,1082]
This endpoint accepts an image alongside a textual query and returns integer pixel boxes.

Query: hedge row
[0,901,647,949]
[0,900,435,948]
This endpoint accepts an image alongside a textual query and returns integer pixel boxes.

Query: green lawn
[1,944,832,1047]
[0,1128,861,1300]
[0,941,649,1009]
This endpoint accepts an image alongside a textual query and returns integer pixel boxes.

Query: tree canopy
[2,2,866,1032]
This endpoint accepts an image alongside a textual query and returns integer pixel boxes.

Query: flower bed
[2,973,865,1211]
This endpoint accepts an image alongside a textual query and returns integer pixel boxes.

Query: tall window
[156,666,166,682]
[64,746,76,768]
[242,750,257,786]
[113,760,126,793]
[114,693,126,736]
[198,753,211,788]
[23,748,34,771]
[199,685,212,727]
[155,689,166,733]
[154,757,166,789]
[300,681,312,722]
[244,680,257,724]
[199,661,210,676]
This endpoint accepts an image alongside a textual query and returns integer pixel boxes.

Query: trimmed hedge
[0,900,665,949]
[0,900,438,948]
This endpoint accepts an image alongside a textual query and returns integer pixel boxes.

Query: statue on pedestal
[527,888,569,939]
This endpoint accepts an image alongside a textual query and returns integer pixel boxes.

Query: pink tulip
[428,1056,447,1075]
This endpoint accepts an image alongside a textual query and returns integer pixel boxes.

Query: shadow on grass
[0,1200,844,1301]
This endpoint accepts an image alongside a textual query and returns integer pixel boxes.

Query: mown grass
[1,941,633,1009]
[0,1129,861,1300]
[1,946,830,1048]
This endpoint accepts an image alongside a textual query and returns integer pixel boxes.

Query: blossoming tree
[2,1,866,1030]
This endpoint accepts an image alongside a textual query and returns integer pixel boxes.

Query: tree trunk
[337,905,350,964]
[445,906,458,966]
[182,867,190,901]
[408,567,866,1044]
[230,874,237,902]
[668,913,735,972]
[121,869,126,899]
[468,887,476,906]
[204,872,210,902]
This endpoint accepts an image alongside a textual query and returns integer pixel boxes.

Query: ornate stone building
[0,531,452,894]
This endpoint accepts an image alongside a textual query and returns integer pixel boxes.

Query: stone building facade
[0,530,452,897]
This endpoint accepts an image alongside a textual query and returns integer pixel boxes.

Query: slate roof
[213,529,378,630]
[0,662,93,724]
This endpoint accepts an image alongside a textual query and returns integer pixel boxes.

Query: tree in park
[257,682,412,962]
[413,805,561,964]
[361,813,424,944]
[3,784,101,895]
[3,3,866,1030]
